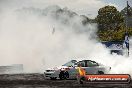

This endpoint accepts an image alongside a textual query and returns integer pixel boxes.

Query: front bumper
[44,71,60,79]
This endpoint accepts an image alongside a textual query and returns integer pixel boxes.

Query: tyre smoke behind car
[0,0,132,76]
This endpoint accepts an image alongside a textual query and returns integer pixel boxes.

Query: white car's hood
[47,66,68,71]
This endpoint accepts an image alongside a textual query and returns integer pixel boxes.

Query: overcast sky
[0,0,132,18]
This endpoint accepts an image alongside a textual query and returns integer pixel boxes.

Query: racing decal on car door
[78,67,86,76]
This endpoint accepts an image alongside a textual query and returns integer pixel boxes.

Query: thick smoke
[0,1,132,75]
[0,5,99,72]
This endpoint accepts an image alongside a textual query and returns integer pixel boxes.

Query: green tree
[96,5,124,30]
[96,5,125,41]
[120,6,132,27]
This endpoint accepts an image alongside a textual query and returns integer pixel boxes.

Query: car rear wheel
[98,71,104,74]
[59,71,69,80]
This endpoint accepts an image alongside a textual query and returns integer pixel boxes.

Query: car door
[67,67,78,79]
[76,60,94,74]
[84,60,99,74]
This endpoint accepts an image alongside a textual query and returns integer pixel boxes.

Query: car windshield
[62,60,77,67]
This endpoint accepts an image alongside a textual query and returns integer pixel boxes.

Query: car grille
[45,73,51,75]
[46,70,54,72]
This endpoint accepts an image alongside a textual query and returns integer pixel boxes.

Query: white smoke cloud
[0,0,106,18]
[0,0,132,76]
[0,6,98,72]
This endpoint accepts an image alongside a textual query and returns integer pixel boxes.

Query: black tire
[64,71,69,79]
[98,71,104,74]
[59,71,65,80]
[59,71,69,80]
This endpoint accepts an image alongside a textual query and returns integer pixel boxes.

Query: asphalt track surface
[0,73,131,88]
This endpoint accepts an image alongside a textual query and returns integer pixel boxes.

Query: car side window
[86,61,98,67]
[77,61,85,67]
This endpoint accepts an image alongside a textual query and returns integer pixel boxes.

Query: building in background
[0,64,23,74]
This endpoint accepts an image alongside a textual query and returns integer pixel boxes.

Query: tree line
[96,5,132,41]
[83,5,132,41]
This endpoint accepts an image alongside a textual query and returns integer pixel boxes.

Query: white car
[44,60,111,80]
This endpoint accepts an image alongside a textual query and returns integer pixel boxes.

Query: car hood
[98,63,105,66]
[46,66,68,71]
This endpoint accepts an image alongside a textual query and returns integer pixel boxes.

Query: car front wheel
[59,71,69,80]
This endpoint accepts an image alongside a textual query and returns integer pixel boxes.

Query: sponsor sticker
[84,74,131,83]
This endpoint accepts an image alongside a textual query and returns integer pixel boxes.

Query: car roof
[79,60,94,62]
